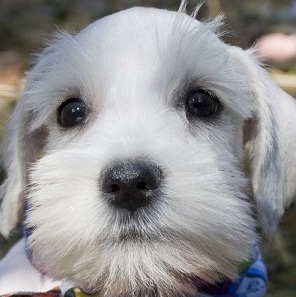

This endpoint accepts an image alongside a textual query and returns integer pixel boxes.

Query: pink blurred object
[256,33,296,62]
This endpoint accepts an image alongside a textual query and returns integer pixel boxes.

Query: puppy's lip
[112,212,165,241]
[118,230,146,241]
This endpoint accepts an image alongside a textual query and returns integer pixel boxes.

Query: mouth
[110,212,166,243]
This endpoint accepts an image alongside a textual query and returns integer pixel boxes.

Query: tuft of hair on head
[204,13,226,37]
[178,0,189,13]
[178,1,226,38]
[190,2,204,18]
[178,1,204,16]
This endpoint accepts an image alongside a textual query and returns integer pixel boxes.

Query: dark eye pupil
[186,91,219,117]
[58,99,86,127]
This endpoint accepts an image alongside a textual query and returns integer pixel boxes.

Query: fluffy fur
[0,3,296,296]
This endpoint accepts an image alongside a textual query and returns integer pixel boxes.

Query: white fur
[0,4,296,297]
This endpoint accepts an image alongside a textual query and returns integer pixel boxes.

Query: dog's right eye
[58,99,87,127]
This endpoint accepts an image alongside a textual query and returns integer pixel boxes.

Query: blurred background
[0,0,295,296]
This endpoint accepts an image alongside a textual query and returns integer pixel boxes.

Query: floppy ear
[230,46,296,238]
[0,102,28,237]
[0,96,47,237]
[0,33,74,237]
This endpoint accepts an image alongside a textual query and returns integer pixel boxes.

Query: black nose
[101,160,161,212]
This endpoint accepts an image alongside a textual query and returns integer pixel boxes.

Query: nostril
[136,182,149,191]
[109,184,120,193]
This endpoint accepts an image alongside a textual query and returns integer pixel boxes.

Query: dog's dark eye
[58,99,87,127]
[186,90,220,118]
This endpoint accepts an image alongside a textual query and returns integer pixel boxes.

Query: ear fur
[230,47,296,238]
[0,99,47,237]
[0,103,27,237]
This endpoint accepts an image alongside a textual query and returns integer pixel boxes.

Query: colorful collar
[195,242,267,296]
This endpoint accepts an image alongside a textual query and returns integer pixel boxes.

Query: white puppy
[0,2,296,297]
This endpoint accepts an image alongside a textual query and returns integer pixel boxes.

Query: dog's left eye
[58,99,87,127]
[186,90,220,118]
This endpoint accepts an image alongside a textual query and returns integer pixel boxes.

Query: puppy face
[25,7,254,293]
[1,5,296,297]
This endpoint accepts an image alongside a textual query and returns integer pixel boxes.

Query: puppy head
[1,5,296,296]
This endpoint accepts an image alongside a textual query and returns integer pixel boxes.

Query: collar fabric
[196,242,267,296]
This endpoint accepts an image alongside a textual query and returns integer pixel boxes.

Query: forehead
[27,7,253,121]
[76,7,227,77]
[78,7,204,53]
